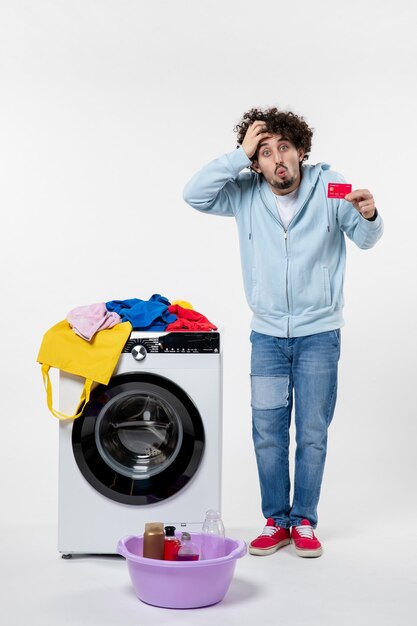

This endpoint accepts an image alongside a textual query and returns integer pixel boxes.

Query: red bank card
[327,183,352,199]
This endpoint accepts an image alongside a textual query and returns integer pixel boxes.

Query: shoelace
[261,525,279,537]
[294,524,314,539]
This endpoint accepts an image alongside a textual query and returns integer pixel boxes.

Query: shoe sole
[249,538,291,556]
[293,545,323,558]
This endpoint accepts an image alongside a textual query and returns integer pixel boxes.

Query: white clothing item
[273,187,299,230]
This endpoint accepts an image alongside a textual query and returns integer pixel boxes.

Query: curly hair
[234,107,314,161]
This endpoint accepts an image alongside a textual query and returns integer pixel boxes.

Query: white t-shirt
[273,188,299,230]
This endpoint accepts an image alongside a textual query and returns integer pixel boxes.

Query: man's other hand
[344,189,376,220]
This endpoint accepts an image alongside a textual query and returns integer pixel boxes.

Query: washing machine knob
[131,344,147,361]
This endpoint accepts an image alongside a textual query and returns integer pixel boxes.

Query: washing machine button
[131,344,147,361]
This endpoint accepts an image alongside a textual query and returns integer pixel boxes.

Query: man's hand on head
[344,189,376,220]
[241,121,272,159]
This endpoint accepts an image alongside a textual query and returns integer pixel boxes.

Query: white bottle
[201,509,226,560]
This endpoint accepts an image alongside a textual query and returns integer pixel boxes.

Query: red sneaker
[249,518,291,556]
[291,519,323,557]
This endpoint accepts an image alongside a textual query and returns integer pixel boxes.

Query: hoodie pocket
[322,266,331,306]
[250,267,258,307]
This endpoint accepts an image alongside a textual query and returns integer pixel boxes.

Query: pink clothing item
[66,303,122,341]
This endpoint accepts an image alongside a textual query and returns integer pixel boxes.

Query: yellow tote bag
[37,320,132,420]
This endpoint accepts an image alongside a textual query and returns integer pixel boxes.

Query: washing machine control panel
[123,332,220,354]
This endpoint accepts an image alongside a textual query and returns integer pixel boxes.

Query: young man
[183,107,383,558]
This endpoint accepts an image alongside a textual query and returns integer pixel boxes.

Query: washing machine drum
[72,373,205,505]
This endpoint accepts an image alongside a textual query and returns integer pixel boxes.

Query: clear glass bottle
[176,532,199,561]
[201,509,226,560]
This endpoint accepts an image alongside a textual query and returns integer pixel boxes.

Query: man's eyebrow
[258,136,290,148]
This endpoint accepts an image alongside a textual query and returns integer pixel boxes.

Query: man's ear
[298,149,305,162]
[251,160,262,174]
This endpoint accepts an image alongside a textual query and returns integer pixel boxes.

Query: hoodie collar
[258,162,331,216]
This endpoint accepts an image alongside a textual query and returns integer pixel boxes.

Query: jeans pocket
[251,375,289,410]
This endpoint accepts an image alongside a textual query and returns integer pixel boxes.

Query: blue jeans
[250,329,340,528]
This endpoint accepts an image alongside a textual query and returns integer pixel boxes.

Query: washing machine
[58,330,222,556]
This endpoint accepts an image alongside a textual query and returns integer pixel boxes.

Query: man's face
[252,134,304,195]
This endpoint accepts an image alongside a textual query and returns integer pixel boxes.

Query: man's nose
[274,150,283,164]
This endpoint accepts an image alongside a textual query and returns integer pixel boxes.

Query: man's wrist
[365,208,378,222]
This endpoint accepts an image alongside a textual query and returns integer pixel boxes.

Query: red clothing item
[166,305,217,331]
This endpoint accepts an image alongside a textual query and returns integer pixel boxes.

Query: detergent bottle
[143,522,164,560]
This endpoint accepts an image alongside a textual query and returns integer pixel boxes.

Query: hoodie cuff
[365,208,378,222]
[225,146,252,175]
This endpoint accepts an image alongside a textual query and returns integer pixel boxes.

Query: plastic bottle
[201,509,226,560]
[143,522,165,559]
[176,532,199,561]
[163,526,181,561]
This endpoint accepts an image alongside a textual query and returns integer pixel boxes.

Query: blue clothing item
[250,329,340,528]
[106,294,176,331]
[183,147,384,338]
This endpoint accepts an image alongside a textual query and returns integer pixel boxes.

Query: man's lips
[276,167,287,177]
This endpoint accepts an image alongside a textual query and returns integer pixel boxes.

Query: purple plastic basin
[117,533,247,609]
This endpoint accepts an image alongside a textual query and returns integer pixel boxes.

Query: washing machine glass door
[72,373,205,504]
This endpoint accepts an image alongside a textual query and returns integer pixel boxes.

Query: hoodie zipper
[257,179,318,338]
[257,185,292,335]
[283,185,319,337]
[284,230,290,337]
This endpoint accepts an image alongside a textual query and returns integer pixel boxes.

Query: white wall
[1,0,416,529]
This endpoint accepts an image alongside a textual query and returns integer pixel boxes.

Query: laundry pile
[67,294,217,341]
[37,294,217,420]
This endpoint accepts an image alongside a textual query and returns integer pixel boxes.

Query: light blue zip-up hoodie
[183,146,383,337]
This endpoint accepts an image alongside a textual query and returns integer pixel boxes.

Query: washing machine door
[72,373,205,504]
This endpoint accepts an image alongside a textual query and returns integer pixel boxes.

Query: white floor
[1,522,416,626]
